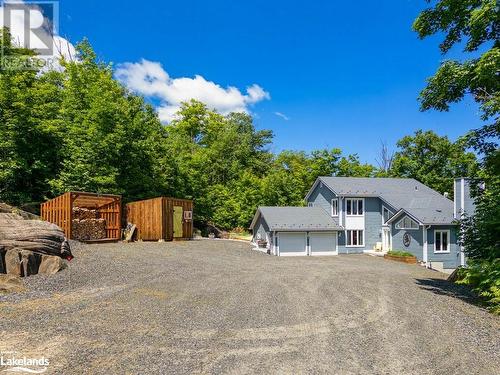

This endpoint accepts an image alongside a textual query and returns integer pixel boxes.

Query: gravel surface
[1,239,499,374]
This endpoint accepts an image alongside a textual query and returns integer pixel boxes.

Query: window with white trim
[395,216,419,230]
[346,230,364,247]
[346,198,363,216]
[331,199,338,216]
[382,206,393,224]
[434,230,450,253]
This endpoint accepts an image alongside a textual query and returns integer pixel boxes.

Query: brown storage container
[41,192,122,242]
[126,197,193,241]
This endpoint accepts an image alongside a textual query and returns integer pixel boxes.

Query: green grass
[387,250,415,257]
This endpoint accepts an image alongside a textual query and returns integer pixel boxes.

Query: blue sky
[58,0,483,164]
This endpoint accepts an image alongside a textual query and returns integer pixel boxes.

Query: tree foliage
[414,1,499,307]
[390,130,478,194]
[0,25,484,231]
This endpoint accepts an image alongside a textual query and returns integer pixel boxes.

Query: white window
[395,216,419,230]
[434,230,450,253]
[346,198,363,216]
[331,199,338,216]
[382,206,393,224]
[346,230,364,247]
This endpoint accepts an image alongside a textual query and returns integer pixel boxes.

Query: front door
[382,227,391,251]
[173,206,183,238]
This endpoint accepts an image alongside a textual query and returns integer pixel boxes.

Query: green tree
[413,1,499,312]
[0,29,63,208]
[50,40,169,201]
[390,130,478,193]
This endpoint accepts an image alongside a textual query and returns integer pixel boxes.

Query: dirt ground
[1,240,499,374]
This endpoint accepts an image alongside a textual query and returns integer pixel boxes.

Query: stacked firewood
[72,207,98,220]
[71,207,107,241]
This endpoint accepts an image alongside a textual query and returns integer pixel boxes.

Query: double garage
[277,231,338,256]
[250,206,341,257]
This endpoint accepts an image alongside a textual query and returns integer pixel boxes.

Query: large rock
[1,248,66,276]
[0,274,25,294]
[0,202,73,277]
[4,249,22,276]
[39,254,67,275]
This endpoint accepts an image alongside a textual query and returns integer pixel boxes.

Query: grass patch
[387,250,415,257]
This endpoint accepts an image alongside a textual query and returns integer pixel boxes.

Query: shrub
[387,250,415,257]
[456,259,500,315]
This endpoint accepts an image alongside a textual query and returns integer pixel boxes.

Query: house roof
[309,177,455,225]
[250,206,342,231]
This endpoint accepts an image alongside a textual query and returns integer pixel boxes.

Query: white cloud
[274,112,290,121]
[115,59,270,123]
[0,1,76,70]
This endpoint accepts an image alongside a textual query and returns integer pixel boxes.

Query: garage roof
[250,206,342,231]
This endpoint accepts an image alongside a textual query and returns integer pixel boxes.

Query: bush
[456,259,500,315]
[387,250,415,257]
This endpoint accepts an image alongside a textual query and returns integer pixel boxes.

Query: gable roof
[310,177,455,225]
[250,206,342,231]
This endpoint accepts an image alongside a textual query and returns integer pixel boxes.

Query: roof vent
[415,186,418,191]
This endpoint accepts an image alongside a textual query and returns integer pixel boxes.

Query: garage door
[278,232,307,256]
[310,232,337,256]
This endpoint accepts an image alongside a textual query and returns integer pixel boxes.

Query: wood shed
[126,197,193,241]
[41,192,122,242]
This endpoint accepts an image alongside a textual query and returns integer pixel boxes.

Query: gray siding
[427,225,460,269]
[252,216,270,243]
[307,181,337,214]
[338,197,383,254]
[391,218,424,260]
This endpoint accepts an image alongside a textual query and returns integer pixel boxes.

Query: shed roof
[250,206,342,231]
[308,177,454,225]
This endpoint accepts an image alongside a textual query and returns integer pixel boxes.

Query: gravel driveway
[1,240,499,374]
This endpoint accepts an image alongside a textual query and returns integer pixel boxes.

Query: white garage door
[310,232,337,256]
[278,232,307,256]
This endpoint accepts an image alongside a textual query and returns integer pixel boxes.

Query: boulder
[0,274,25,294]
[4,249,22,276]
[0,202,73,277]
[39,254,67,275]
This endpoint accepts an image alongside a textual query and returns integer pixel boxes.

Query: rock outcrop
[0,203,72,277]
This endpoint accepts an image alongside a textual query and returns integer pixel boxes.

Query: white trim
[382,205,393,224]
[395,216,419,230]
[304,177,338,201]
[386,209,423,225]
[434,229,451,253]
[345,229,364,247]
[460,178,465,217]
[423,225,429,265]
[345,198,365,217]
[331,198,339,217]
[382,227,391,251]
[339,197,344,226]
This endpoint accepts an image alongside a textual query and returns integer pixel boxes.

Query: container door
[173,206,183,238]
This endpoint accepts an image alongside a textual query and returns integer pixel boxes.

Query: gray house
[250,177,474,273]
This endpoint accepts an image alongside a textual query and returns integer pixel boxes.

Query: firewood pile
[73,207,98,220]
[71,207,107,241]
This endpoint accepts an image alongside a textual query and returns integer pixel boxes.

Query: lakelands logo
[0,352,49,373]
